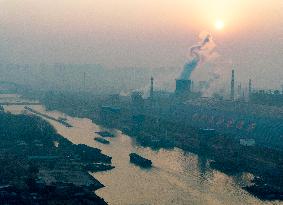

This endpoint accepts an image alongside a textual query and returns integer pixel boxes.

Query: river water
[2,96,280,205]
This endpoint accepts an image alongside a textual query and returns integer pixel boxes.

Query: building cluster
[99,71,283,151]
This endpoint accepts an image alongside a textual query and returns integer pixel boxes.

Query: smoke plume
[180,34,213,80]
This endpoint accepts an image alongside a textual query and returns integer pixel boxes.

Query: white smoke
[180,33,213,80]
[188,32,231,97]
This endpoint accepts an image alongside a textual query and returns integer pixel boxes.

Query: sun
[215,20,225,30]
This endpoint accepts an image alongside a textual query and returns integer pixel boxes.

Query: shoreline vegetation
[0,110,113,204]
[23,91,283,201]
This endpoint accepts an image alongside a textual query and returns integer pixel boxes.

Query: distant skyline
[0,0,282,89]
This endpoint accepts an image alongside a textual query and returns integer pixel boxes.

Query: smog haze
[0,0,282,90]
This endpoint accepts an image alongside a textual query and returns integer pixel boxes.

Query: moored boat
[129,153,152,168]
[94,137,110,144]
[95,131,114,138]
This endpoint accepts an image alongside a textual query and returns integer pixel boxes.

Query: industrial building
[100,69,283,151]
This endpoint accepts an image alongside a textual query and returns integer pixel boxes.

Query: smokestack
[248,79,252,97]
[150,77,154,99]
[238,83,242,99]
[230,69,235,100]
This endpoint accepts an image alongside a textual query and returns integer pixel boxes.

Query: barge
[94,137,110,144]
[129,153,152,168]
[95,131,114,138]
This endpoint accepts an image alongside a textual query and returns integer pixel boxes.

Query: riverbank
[22,91,283,201]
[99,113,283,201]
[0,110,113,204]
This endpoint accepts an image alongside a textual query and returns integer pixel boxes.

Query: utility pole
[248,79,252,99]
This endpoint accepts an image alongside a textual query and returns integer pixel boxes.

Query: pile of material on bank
[94,137,110,144]
[95,131,114,138]
[129,153,152,168]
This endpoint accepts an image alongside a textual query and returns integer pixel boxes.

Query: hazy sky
[0,0,282,88]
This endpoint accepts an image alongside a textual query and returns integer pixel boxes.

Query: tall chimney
[238,83,242,99]
[150,77,154,99]
[248,79,252,97]
[230,69,235,100]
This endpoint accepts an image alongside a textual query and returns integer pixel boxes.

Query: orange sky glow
[0,0,282,88]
